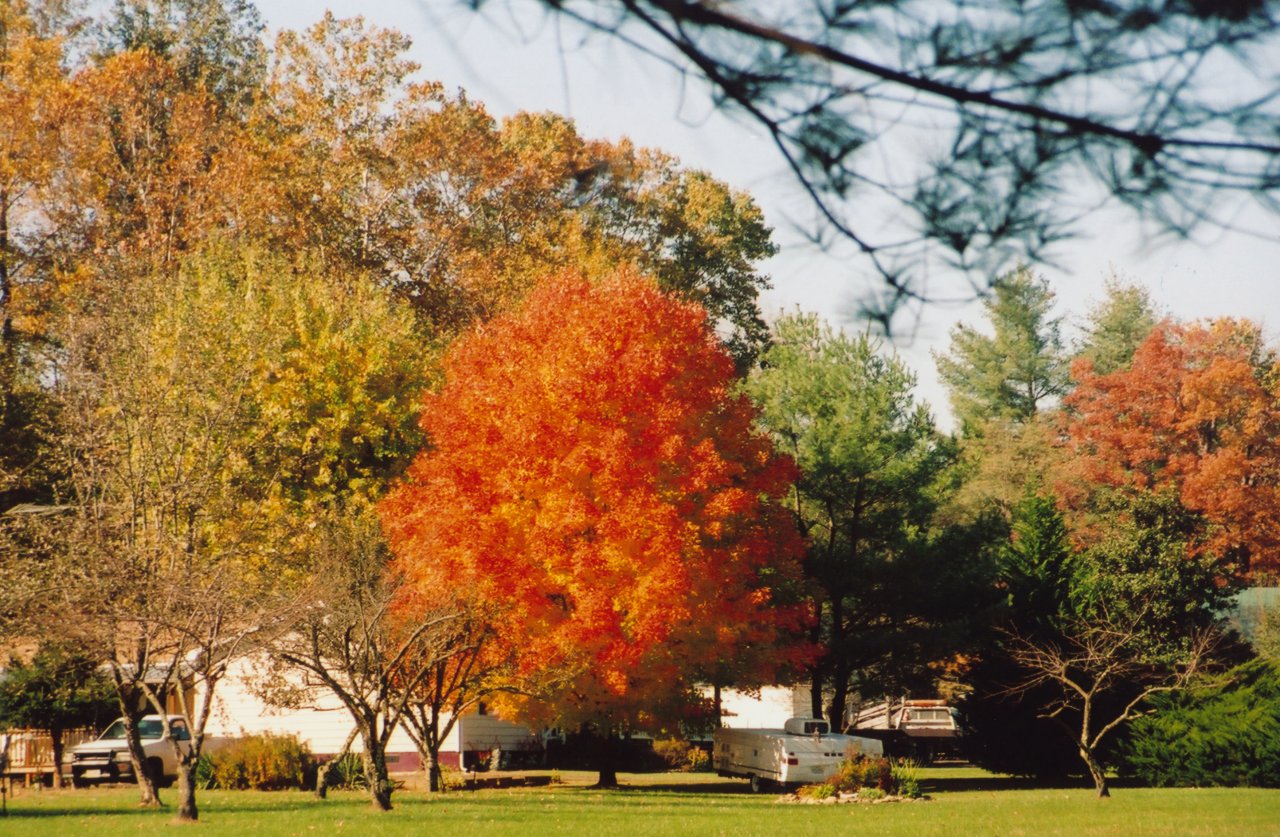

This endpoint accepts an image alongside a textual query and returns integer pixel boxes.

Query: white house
[716,685,815,729]
[203,656,537,772]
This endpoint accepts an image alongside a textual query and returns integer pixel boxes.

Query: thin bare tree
[261,512,463,811]
[1005,607,1216,797]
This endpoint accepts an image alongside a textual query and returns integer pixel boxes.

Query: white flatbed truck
[713,718,884,793]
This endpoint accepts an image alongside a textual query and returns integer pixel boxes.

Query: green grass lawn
[2,768,1278,836]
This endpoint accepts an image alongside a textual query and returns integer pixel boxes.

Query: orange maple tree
[381,270,807,748]
[1063,319,1280,576]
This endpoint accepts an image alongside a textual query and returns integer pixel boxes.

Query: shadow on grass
[922,774,1146,793]
[2,805,173,819]
[2,792,383,819]
[578,780,753,795]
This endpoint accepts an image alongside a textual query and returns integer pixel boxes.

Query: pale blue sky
[255,1,1280,428]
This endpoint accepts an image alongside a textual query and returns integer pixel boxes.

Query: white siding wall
[716,685,813,729]
[206,657,420,758]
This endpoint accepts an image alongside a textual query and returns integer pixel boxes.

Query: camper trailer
[712,718,883,792]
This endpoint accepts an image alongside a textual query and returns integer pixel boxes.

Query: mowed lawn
[3,769,1278,836]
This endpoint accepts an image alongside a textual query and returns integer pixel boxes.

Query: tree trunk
[121,716,161,807]
[314,762,332,800]
[593,731,619,789]
[1081,747,1110,798]
[713,684,723,728]
[314,727,358,800]
[829,668,850,732]
[808,598,826,720]
[1,191,12,360]
[111,676,160,807]
[419,702,445,794]
[425,747,443,793]
[49,728,64,790]
[361,732,394,811]
[175,756,199,821]
[809,667,824,720]
[826,595,849,729]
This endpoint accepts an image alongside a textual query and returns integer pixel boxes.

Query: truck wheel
[144,758,168,788]
[71,771,89,789]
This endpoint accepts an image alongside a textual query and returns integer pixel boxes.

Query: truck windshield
[99,721,128,739]
[99,719,182,740]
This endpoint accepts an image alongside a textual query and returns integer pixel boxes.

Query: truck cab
[64,715,191,788]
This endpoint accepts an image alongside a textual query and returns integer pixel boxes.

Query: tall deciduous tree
[247,14,776,362]
[936,267,1069,432]
[50,245,427,819]
[382,270,807,787]
[98,0,265,115]
[747,312,988,727]
[1064,318,1280,577]
[0,2,73,510]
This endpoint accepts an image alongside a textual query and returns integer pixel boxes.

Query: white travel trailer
[712,718,883,792]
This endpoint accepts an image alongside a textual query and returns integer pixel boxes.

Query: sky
[254,1,1280,429]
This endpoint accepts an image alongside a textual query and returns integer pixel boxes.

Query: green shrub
[831,754,894,793]
[326,752,368,791]
[1121,659,1280,788]
[817,753,916,797]
[891,759,923,798]
[208,733,315,790]
[194,752,217,790]
[436,762,462,791]
[797,782,836,799]
[652,738,710,772]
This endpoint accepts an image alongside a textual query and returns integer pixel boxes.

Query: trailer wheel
[749,774,766,794]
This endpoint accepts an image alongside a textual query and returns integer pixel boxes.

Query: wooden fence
[1,728,97,786]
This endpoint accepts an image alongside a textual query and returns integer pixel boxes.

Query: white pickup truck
[713,717,884,792]
[63,715,229,788]
[847,698,964,763]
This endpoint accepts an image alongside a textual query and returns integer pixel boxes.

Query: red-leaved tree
[381,270,808,786]
[1063,318,1280,577]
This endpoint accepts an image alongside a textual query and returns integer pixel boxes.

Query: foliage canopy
[383,271,808,737]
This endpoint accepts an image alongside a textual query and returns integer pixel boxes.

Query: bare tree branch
[463,0,1280,328]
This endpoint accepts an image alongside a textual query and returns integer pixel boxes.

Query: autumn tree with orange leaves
[381,270,808,787]
[1064,319,1280,579]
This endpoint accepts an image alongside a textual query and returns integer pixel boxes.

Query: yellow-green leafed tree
[50,244,428,821]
